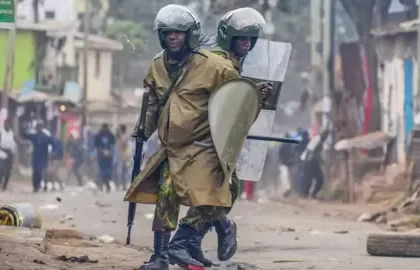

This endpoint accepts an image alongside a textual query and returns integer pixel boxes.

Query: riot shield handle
[247,135,300,144]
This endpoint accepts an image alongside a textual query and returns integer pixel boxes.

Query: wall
[76,49,112,101]
[376,33,419,166]
[44,31,77,80]
[0,30,36,90]
[17,0,76,22]
[380,59,410,165]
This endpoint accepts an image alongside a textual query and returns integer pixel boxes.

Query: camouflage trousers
[179,169,239,226]
[152,161,227,232]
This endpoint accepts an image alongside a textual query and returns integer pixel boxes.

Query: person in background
[115,124,131,190]
[84,126,96,179]
[295,128,310,155]
[0,119,17,191]
[94,123,115,193]
[299,129,329,199]
[299,72,311,111]
[45,131,64,191]
[66,131,85,187]
[293,128,311,196]
[278,132,295,197]
[23,123,54,193]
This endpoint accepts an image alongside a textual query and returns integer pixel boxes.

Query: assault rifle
[126,88,150,245]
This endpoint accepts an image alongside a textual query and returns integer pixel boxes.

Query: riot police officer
[124,4,240,270]
[174,7,270,267]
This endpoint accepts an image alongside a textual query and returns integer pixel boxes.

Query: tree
[105,19,146,51]
[104,19,148,87]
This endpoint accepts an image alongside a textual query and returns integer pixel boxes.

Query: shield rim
[242,39,293,83]
[208,77,262,183]
[209,77,262,124]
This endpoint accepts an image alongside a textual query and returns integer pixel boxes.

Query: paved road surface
[2,186,420,270]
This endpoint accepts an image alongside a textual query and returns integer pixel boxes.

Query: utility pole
[329,0,335,96]
[321,0,335,185]
[81,0,90,135]
[1,0,17,109]
[310,0,322,68]
[322,0,331,102]
[417,0,420,113]
[321,0,335,120]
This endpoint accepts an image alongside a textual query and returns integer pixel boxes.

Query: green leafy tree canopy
[105,19,148,52]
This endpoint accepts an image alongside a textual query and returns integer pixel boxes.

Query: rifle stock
[126,88,150,245]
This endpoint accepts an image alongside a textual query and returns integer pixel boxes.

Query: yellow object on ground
[0,203,42,228]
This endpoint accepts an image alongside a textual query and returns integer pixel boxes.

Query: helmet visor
[224,7,266,32]
[154,4,200,32]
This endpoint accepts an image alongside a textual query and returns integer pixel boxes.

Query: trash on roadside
[357,213,373,222]
[279,226,295,232]
[33,259,46,265]
[95,201,112,208]
[46,229,83,240]
[56,255,98,263]
[309,230,321,236]
[334,230,349,234]
[0,203,42,228]
[357,212,385,223]
[59,214,74,223]
[39,204,60,210]
[273,259,307,263]
[97,234,115,243]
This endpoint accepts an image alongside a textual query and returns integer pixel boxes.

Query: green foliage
[104,19,148,52]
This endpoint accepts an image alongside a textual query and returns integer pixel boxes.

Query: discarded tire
[367,233,420,257]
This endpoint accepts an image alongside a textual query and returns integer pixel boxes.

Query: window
[95,51,101,78]
[45,11,55,20]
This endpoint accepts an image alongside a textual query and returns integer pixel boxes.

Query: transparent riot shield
[237,39,292,181]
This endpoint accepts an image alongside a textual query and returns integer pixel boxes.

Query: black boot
[188,222,213,267]
[168,224,204,268]
[139,231,171,270]
[214,217,237,261]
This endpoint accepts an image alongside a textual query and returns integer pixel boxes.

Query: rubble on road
[0,225,47,251]
[59,214,74,223]
[39,204,59,210]
[334,230,349,234]
[355,188,420,231]
[357,212,386,223]
[0,226,142,269]
[97,234,115,243]
[56,255,98,263]
[46,228,83,239]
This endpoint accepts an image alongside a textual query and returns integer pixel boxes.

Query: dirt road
[2,185,420,270]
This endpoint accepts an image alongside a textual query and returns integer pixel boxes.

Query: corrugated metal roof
[8,91,76,104]
[335,131,395,151]
[15,20,76,32]
[371,19,419,37]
